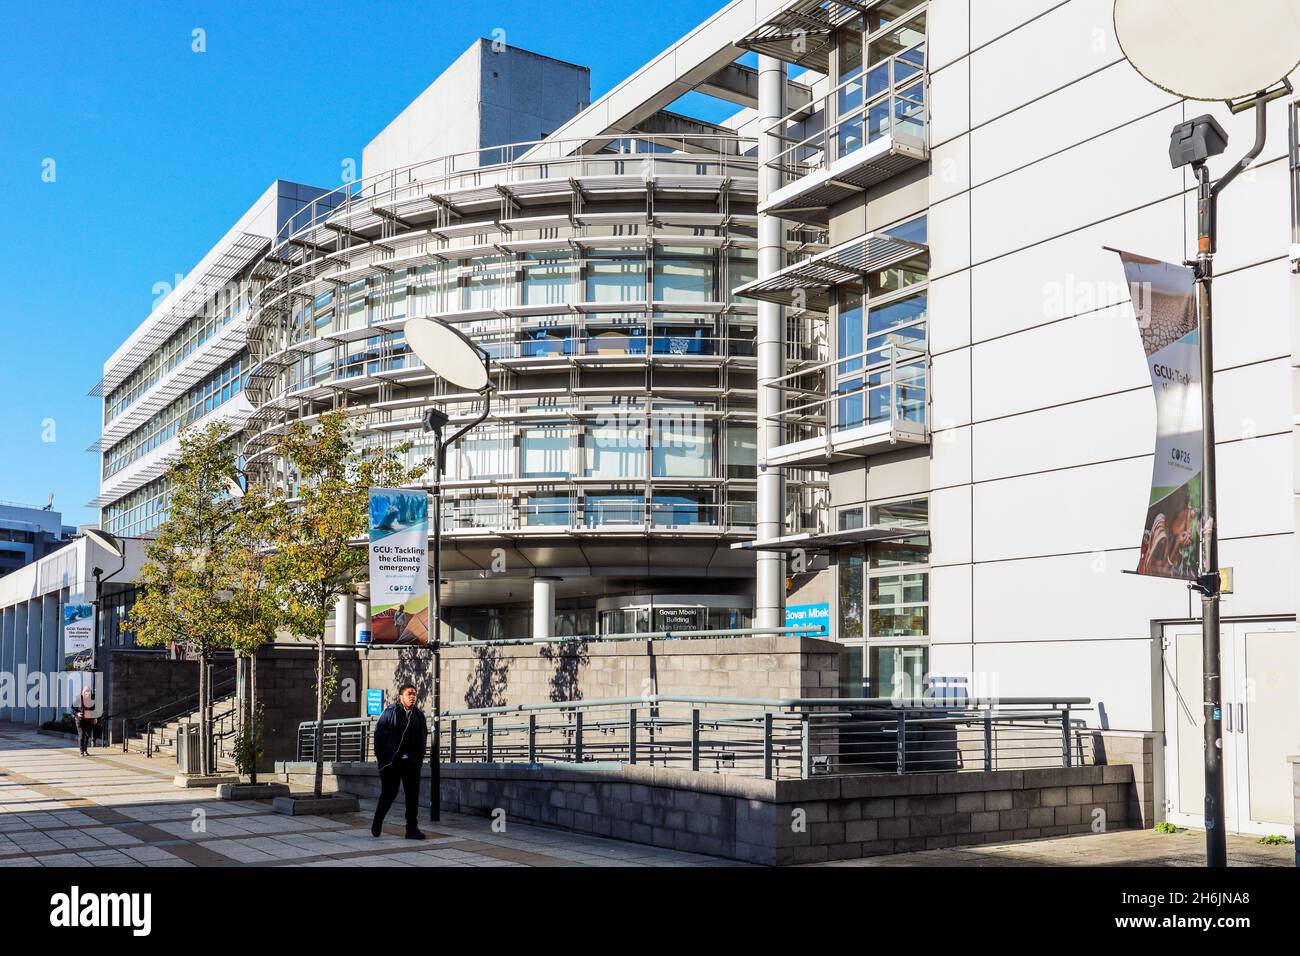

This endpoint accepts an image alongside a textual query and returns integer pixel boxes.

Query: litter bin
[176,723,201,774]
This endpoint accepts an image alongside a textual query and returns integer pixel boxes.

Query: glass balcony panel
[584,495,644,527]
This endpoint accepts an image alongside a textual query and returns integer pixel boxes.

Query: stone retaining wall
[277,759,1136,865]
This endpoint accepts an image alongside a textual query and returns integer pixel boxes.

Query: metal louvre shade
[732,231,928,311]
[734,0,867,72]
[731,524,928,551]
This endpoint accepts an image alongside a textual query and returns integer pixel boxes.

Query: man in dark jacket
[370,683,428,839]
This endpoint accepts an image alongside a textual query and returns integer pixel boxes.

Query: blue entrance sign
[784,602,830,637]
[366,688,384,717]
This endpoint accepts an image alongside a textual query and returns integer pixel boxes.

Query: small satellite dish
[1114,0,1300,101]
[404,318,490,392]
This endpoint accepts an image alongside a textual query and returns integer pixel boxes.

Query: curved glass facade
[239,137,824,620]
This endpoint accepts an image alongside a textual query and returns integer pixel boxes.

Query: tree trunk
[313,636,325,798]
[249,651,259,785]
[197,649,208,777]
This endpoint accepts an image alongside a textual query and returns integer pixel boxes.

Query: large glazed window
[586,247,646,304]
[653,245,715,303]
[652,403,714,478]
[831,1,927,160]
[585,404,646,479]
[522,252,576,306]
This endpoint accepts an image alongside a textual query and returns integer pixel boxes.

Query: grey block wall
[282,760,1137,865]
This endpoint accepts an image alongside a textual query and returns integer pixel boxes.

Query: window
[652,405,714,478]
[463,257,513,311]
[585,405,645,479]
[456,428,511,481]
[522,252,575,306]
[724,423,756,479]
[835,496,929,697]
[585,493,644,527]
[653,245,714,303]
[520,424,569,479]
[586,247,645,303]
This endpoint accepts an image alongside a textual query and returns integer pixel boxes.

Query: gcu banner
[367,488,430,644]
[1114,250,1202,580]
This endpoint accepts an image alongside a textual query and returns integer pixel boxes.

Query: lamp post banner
[62,603,95,670]
[367,488,430,644]
[1114,249,1202,580]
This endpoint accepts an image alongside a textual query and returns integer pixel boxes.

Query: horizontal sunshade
[731,524,928,552]
[734,0,866,73]
[732,231,927,312]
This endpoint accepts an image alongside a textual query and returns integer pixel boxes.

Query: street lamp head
[83,528,124,560]
[1169,114,1229,168]
[404,317,491,392]
[1114,0,1300,102]
[421,407,450,434]
[223,474,246,499]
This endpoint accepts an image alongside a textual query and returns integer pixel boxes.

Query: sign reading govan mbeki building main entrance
[367,488,430,645]
[1114,249,1202,581]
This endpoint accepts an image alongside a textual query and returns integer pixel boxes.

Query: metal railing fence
[298,694,1092,780]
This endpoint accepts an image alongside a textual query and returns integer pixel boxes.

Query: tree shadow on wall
[390,650,434,709]
[540,640,589,703]
[464,645,509,709]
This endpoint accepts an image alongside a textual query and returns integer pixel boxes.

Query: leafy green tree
[223,478,283,783]
[268,410,429,797]
[127,422,242,776]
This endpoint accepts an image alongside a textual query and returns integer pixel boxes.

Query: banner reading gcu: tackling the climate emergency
[1114,249,1202,581]
[367,488,430,644]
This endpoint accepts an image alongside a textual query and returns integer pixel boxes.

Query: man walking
[370,683,427,839]
[73,684,97,757]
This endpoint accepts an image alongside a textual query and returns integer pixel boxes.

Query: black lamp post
[1114,0,1299,868]
[406,318,493,823]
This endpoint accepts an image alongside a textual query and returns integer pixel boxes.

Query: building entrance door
[1161,620,1297,835]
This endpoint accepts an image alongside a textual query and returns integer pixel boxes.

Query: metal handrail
[296,695,1094,779]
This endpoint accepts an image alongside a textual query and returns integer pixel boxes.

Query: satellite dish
[404,318,490,391]
[1114,0,1300,101]
[83,528,124,559]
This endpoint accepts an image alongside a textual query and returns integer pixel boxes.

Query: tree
[267,410,429,797]
[223,478,283,784]
[126,421,242,777]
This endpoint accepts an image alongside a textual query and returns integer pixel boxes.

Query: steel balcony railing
[766,341,928,447]
[766,44,928,193]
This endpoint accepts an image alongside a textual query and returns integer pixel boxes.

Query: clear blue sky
[0,0,733,527]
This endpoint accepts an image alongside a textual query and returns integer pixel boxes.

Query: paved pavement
[2,724,1292,868]
[0,724,741,867]
[816,827,1294,867]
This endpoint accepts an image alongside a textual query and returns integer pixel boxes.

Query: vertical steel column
[1061,708,1071,768]
[983,713,993,771]
[756,54,788,629]
[628,707,637,764]
[895,714,907,774]
[690,709,701,771]
[528,713,537,764]
[573,711,583,763]
[763,712,774,780]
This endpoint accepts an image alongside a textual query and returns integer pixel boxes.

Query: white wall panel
[971,389,1153,482]
[1218,533,1296,618]
[972,456,1150,560]
[969,0,1067,50]
[926,0,971,72]
[969,196,1184,342]
[1212,359,1292,442]
[970,62,1177,186]
[929,269,971,355]
[973,637,1157,731]
[969,0,1118,127]
[1215,434,1294,540]
[970,106,1184,262]
[928,58,970,148]
[972,550,1187,644]
[929,192,971,278]
[930,485,972,566]
[929,563,973,644]
[971,305,1149,422]
[1210,260,1294,370]
[931,423,972,490]
[930,347,971,428]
